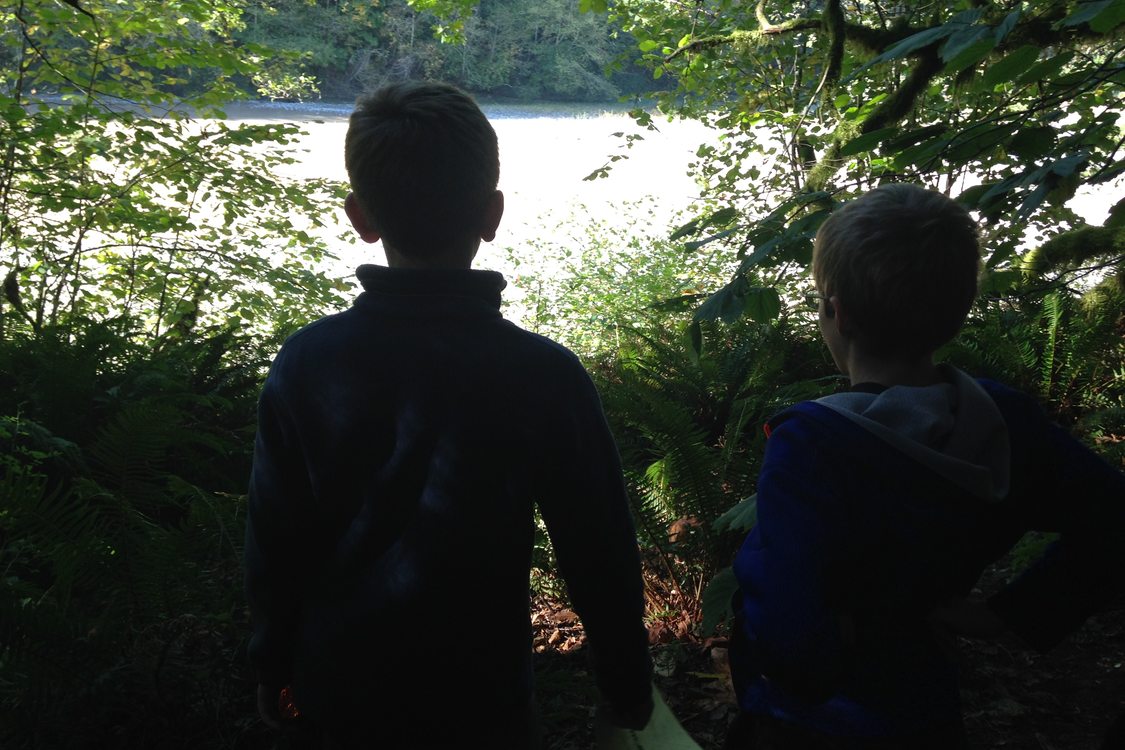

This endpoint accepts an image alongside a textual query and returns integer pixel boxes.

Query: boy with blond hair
[727,183,1125,748]
[244,81,653,748]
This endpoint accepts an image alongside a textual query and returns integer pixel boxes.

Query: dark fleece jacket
[731,368,1125,741]
[245,265,651,742]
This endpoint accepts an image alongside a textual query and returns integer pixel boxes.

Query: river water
[222,100,1120,308]
[222,100,713,279]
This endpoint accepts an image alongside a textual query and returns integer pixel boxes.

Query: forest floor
[531,564,1125,750]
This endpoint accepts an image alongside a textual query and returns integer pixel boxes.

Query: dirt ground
[531,587,1125,750]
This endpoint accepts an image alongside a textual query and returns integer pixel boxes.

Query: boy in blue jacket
[727,183,1125,748]
[244,82,653,749]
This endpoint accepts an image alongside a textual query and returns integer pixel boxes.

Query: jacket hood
[815,365,1010,501]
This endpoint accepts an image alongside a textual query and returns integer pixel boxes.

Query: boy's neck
[384,243,477,271]
[844,352,943,389]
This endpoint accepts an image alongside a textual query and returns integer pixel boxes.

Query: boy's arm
[985,396,1125,651]
[535,367,653,727]
[244,371,312,693]
[733,414,851,704]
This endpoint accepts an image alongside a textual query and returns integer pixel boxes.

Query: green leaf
[850,9,982,80]
[1017,181,1052,221]
[713,493,758,532]
[893,136,949,168]
[946,123,1018,163]
[1105,196,1125,228]
[686,319,703,360]
[994,10,1021,43]
[637,39,661,53]
[669,217,702,241]
[979,269,1022,294]
[956,182,998,210]
[704,206,739,228]
[1089,1,1125,32]
[683,228,736,252]
[874,25,955,62]
[743,287,781,323]
[1061,0,1115,29]
[981,45,1041,88]
[883,123,949,152]
[839,126,899,156]
[940,25,992,65]
[1049,152,1089,178]
[1015,51,1075,86]
[945,37,996,72]
[701,567,739,637]
[1008,127,1057,160]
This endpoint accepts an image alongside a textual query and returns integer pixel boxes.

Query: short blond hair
[812,183,980,358]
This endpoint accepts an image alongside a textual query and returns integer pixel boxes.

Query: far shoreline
[218,97,642,123]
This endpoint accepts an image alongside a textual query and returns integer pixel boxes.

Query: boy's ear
[829,295,852,336]
[479,190,504,243]
[344,193,381,244]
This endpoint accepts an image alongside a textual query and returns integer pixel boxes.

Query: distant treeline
[236,0,654,102]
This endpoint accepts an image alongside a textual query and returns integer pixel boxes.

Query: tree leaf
[981,45,1041,88]
[956,182,994,209]
[994,10,1021,43]
[1049,152,1089,178]
[1008,126,1057,160]
[839,126,899,156]
[1015,51,1075,86]
[979,269,1022,294]
[669,216,702,241]
[1060,0,1117,29]
[852,25,955,76]
[883,123,948,152]
[683,228,736,252]
[1089,1,1125,32]
[713,493,758,532]
[694,285,736,323]
[686,319,703,360]
[940,25,992,65]
[945,37,996,72]
[704,206,739,229]
[1105,195,1125,228]
[1017,181,1052,222]
[743,287,781,323]
[701,566,739,637]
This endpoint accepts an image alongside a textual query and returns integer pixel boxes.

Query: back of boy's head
[812,183,980,359]
[345,81,499,257]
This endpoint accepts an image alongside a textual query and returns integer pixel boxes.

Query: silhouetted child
[726,184,1125,749]
[244,82,653,749]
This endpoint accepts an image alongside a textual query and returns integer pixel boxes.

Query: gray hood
[816,365,1010,501]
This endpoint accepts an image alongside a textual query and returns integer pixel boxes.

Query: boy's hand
[929,598,1007,639]
[256,683,283,728]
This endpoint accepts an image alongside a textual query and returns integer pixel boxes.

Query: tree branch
[824,0,846,88]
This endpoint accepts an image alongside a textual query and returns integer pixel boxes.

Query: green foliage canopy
[605,0,1124,336]
[0,0,349,343]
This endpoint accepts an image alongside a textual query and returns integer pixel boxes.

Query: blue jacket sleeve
[984,383,1125,651]
[534,366,652,716]
[244,365,314,688]
[733,414,851,704]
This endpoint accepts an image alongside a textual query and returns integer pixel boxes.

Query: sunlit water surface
[221,100,1120,314]
[223,100,713,282]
